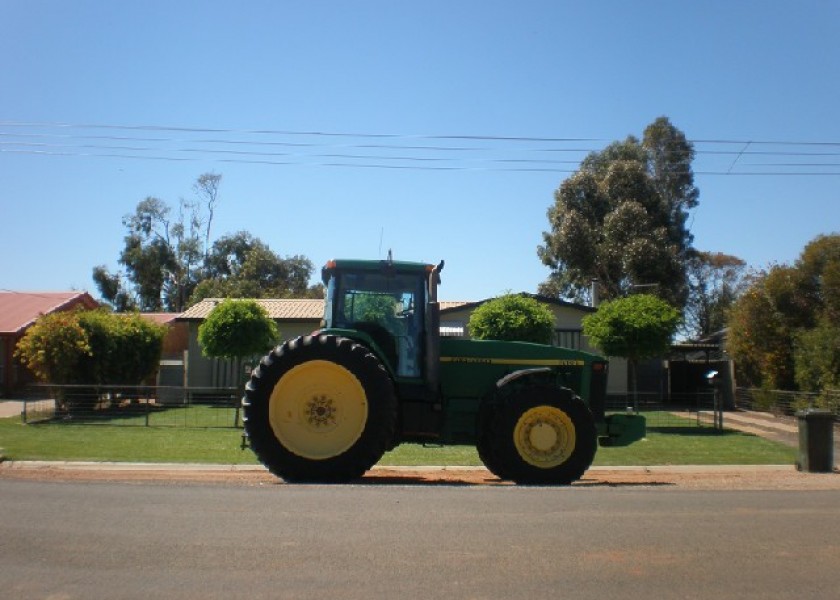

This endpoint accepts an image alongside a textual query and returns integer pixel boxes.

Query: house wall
[0,336,11,397]
[161,321,189,359]
[184,319,320,388]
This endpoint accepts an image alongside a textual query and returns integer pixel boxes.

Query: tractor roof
[321,259,433,284]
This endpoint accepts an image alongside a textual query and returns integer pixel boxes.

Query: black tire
[350,322,398,371]
[243,335,397,483]
[484,386,597,485]
[476,400,513,481]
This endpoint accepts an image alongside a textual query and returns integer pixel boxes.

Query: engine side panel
[436,338,602,444]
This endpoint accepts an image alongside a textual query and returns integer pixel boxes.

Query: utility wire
[5,119,840,146]
[2,120,840,174]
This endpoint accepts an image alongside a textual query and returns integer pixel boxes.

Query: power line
[6,132,840,158]
[5,119,840,146]
[0,119,603,143]
[5,121,840,155]
[3,146,839,175]
[2,119,840,175]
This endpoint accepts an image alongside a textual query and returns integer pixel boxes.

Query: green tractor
[243,258,645,484]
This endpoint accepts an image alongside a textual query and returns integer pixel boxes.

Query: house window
[554,329,582,350]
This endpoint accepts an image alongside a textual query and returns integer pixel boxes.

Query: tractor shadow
[348,472,675,488]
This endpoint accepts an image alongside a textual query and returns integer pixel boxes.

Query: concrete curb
[0,460,800,474]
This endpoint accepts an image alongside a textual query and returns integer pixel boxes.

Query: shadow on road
[352,473,676,488]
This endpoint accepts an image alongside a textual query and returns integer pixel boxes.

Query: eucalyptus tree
[538,117,698,309]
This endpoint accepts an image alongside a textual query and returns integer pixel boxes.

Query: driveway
[0,401,24,418]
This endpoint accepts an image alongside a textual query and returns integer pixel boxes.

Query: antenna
[378,227,384,258]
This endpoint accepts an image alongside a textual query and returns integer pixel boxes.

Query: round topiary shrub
[468,294,555,344]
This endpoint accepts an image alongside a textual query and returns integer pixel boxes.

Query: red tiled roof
[0,291,99,335]
[139,313,180,325]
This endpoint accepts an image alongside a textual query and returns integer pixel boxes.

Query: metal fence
[14,384,724,432]
[735,387,840,419]
[18,384,241,428]
[606,391,724,430]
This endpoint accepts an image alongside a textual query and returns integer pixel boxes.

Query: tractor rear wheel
[243,335,397,482]
[482,386,597,485]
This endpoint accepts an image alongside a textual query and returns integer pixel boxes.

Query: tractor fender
[317,328,397,378]
[495,367,552,389]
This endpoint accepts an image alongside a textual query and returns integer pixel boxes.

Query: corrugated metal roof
[180,298,326,321]
[180,298,471,321]
[0,291,99,335]
[439,301,470,311]
[438,294,593,314]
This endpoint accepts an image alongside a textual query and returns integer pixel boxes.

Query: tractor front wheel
[481,386,597,485]
[243,335,397,482]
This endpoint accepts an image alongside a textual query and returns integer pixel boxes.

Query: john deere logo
[442,357,492,365]
[440,357,585,367]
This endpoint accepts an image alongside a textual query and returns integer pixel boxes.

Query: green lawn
[0,413,797,466]
[0,418,256,464]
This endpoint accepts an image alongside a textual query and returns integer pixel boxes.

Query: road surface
[1,478,839,599]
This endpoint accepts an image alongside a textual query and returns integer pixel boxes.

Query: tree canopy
[468,294,555,345]
[14,310,91,384]
[727,233,840,392]
[191,231,322,303]
[198,299,279,361]
[93,174,321,311]
[582,294,681,363]
[683,251,747,340]
[538,117,698,309]
[15,309,166,386]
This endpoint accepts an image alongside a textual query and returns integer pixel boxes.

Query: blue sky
[1,1,838,302]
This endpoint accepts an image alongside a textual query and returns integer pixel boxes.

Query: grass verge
[0,414,797,466]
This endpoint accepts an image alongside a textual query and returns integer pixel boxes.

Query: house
[177,295,629,393]
[137,313,190,389]
[179,299,327,389]
[140,313,189,360]
[0,291,99,396]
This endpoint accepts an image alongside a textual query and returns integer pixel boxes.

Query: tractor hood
[439,337,604,367]
[438,337,607,405]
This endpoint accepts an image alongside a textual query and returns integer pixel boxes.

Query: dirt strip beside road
[1,462,838,490]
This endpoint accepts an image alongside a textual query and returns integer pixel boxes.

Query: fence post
[145,386,151,427]
[232,393,241,428]
[714,388,724,430]
[706,370,724,430]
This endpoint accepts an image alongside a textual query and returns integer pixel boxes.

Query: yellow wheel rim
[513,406,576,469]
[268,360,368,460]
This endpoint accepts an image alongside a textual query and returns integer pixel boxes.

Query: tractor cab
[320,258,443,382]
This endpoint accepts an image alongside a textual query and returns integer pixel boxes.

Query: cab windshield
[324,271,426,378]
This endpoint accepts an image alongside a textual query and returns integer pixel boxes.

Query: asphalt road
[2,480,839,599]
